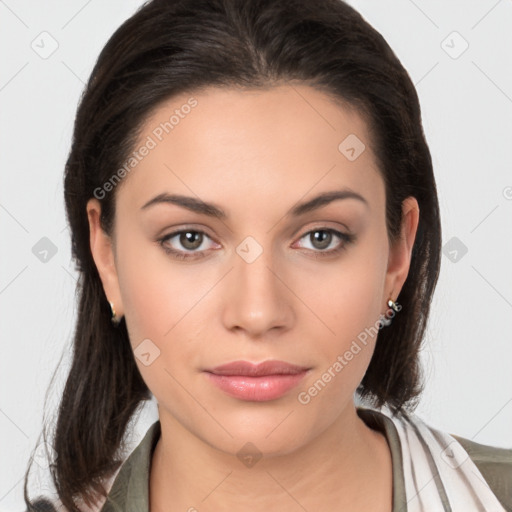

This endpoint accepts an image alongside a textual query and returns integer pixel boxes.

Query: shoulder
[451,433,512,512]
[358,404,512,511]
[100,419,161,512]
[25,422,162,512]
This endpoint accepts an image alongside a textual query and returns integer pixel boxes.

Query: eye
[294,228,355,257]
[158,226,356,261]
[158,229,218,260]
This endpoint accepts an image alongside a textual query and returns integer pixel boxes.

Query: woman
[23,0,512,511]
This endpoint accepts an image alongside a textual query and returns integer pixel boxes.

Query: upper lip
[206,360,310,376]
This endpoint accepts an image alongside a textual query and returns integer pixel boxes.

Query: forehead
[115,84,383,214]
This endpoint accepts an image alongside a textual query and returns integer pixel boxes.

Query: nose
[221,243,295,339]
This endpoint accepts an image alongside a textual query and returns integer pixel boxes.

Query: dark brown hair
[24,0,441,510]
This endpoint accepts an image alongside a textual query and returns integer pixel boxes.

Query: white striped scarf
[376,405,507,511]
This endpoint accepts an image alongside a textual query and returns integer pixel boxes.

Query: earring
[379,297,401,327]
[109,301,121,327]
[387,298,401,313]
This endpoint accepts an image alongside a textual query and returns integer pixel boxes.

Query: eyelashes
[157,227,356,261]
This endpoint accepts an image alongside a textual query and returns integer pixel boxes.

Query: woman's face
[88,84,418,456]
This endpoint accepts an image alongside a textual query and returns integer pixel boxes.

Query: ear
[383,196,420,305]
[86,198,124,319]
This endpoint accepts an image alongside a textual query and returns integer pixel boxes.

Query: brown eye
[158,228,219,261]
[178,231,203,250]
[295,228,356,257]
[309,230,332,250]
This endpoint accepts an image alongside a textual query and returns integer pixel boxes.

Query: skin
[87,83,419,511]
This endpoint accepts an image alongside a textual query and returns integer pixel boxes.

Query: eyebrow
[140,189,368,219]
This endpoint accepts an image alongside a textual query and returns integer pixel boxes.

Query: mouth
[203,360,311,401]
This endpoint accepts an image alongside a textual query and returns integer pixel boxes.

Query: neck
[149,402,393,512]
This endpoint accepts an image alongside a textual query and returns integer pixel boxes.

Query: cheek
[298,251,386,350]
[114,239,221,432]
[117,255,169,343]
[116,232,202,337]
[291,237,388,396]
[293,278,385,415]
[115,236,214,380]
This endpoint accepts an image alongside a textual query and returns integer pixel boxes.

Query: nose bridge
[236,239,275,291]
[222,234,292,335]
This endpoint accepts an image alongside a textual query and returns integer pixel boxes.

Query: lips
[206,360,310,376]
[203,360,310,401]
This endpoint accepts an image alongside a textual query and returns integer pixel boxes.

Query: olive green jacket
[96,407,512,511]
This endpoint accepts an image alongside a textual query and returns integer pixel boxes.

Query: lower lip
[204,371,308,401]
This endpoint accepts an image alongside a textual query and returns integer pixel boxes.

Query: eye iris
[311,230,331,250]
[180,231,202,250]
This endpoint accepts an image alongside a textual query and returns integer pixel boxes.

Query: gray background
[1,0,511,509]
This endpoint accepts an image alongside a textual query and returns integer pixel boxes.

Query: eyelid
[156,223,216,239]
[158,222,351,244]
